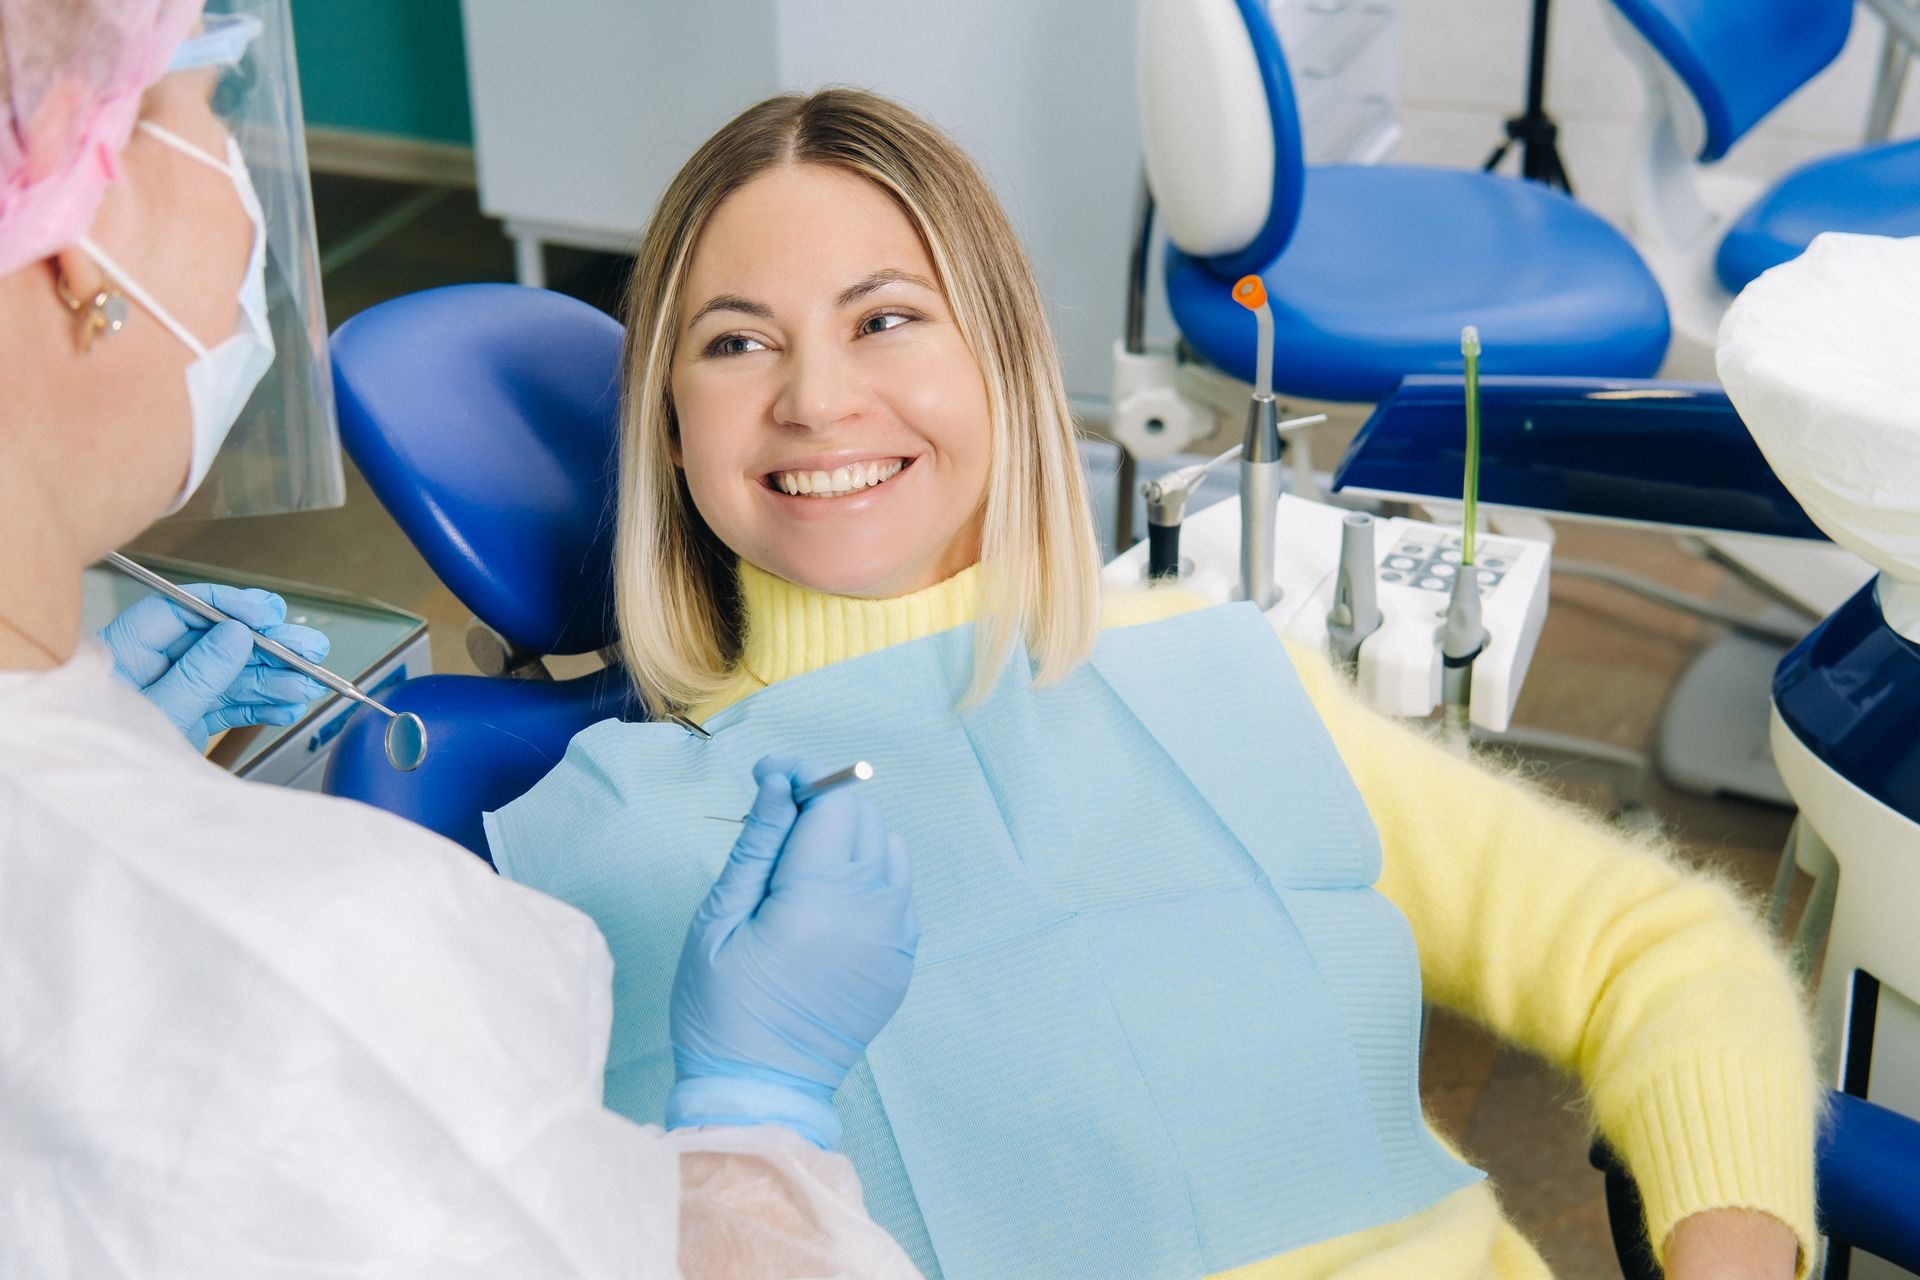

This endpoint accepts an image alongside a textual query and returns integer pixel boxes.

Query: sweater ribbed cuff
[665,1076,843,1152]
[1602,1053,1818,1277]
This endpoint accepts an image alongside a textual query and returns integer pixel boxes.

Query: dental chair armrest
[1334,376,1824,541]
[1817,1091,1920,1270]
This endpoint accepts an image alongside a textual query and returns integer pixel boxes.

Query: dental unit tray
[1334,376,1823,540]
[1105,494,1551,733]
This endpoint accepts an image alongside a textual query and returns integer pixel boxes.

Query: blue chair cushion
[331,284,625,657]
[1167,166,1671,404]
[1716,139,1920,294]
[323,667,640,863]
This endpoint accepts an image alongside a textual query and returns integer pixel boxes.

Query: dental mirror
[384,711,429,772]
[103,552,431,772]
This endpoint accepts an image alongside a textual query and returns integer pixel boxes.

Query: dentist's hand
[667,755,919,1150]
[101,585,331,751]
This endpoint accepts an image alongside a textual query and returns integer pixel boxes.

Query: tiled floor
[135,174,1812,1280]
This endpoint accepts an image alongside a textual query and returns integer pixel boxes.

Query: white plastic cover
[1137,0,1274,257]
[1717,233,1920,642]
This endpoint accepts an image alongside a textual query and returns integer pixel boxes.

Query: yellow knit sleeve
[1282,641,1820,1275]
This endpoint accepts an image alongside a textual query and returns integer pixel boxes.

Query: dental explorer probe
[706,761,876,823]
[1436,328,1489,751]
[101,552,430,772]
[1232,275,1283,610]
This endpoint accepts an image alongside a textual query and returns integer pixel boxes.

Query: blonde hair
[614,89,1101,715]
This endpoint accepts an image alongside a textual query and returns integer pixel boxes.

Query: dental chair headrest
[1138,0,1304,278]
[331,284,625,657]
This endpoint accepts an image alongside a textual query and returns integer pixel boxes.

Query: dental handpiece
[102,552,429,771]
[1233,275,1282,610]
[1141,443,1243,581]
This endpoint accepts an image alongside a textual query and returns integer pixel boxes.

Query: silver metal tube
[1865,24,1912,142]
[1240,394,1283,610]
[1437,557,1489,749]
[1861,0,1920,69]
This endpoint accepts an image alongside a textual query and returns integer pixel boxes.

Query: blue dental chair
[322,284,641,861]
[1136,0,1671,405]
[324,284,1920,1272]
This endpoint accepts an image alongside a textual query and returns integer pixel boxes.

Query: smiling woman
[612,89,1099,716]
[490,86,1817,1280]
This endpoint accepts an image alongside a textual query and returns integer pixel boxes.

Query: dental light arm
[1234,275,1282,609]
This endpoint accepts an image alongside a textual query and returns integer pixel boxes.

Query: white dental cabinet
[459,0,1401,408]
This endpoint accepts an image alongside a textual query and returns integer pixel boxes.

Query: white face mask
[78,120,276,514]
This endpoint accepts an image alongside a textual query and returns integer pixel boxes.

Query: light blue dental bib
[487,605,1481,1279]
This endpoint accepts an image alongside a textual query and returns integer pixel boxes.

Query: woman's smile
[763,455,912,498]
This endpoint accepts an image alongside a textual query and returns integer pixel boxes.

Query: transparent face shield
[160,0,344,519]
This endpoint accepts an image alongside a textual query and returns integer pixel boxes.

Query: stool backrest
[1609,0,1852,161]
[1139,0,1305,277]
[330,284,625,657]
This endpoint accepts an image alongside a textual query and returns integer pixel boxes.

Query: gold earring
[55,273,130,352]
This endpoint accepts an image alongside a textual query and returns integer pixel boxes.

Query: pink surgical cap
[0,0,204,277]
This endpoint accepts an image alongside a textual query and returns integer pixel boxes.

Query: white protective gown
[0,642,919,1280]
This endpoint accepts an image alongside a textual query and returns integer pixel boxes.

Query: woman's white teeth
[775,459,905,497]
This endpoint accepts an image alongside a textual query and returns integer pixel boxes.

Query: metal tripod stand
[1484,0,1572,192]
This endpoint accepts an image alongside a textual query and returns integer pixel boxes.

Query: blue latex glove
[667,755,919,1150]
[100,585,332,751]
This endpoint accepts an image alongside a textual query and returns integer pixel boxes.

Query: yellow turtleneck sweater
[695,562,1819,1280]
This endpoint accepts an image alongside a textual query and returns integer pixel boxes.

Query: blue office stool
[1605,0,1920,370]
[323,284,641,862]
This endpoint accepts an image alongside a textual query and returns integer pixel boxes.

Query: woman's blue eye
[860,312,912,336]
[707,334,765,358]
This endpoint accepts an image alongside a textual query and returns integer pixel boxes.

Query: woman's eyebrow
[687,294,774,327]
[836,269,937,307]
